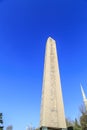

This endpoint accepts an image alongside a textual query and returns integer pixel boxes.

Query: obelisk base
[41,127,48,130]
[40,127,67,130]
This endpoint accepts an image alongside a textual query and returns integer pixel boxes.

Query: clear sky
[0,0,87,130]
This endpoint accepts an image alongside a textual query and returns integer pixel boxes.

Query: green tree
[79,105,87,130]
[80,114,87,130]
[73,118,81,130]
[66,118,74,127]
[66,118,81,130]
[0,113,3,130]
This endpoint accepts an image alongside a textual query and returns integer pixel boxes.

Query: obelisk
[40,37,66,130]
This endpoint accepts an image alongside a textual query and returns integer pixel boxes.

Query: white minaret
[81,84,87,112]
[40,37,66,129]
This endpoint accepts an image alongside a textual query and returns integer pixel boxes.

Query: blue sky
[0,0,87,129]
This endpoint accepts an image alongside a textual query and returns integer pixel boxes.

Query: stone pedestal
[40,127,67,130]
[42,127,48,130]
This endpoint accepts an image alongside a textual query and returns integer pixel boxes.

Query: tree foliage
[66,118,81,130]
[0,113,3,124]
[66,118,74,127]
[0,113,3,130]
[79,105,87,130]
[73,118,81,130]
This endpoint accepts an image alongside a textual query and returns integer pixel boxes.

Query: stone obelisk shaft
[40,37,66,129]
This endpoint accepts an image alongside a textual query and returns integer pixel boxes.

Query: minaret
[81,84,87,112]
[40,37,66,129]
